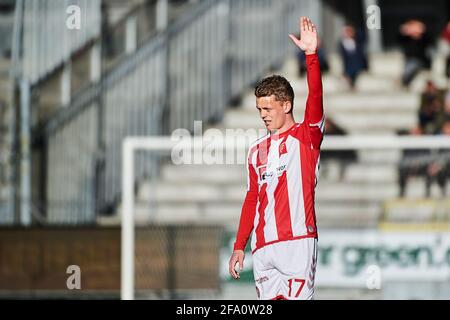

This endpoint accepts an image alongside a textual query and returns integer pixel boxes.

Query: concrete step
[345,163,396,183]
[358,150,402,164]
[223,109,415,133]
[161,164,245,184]
[331,113,416,133]
[322,162,397,183]
[384,199,450,223]
[316,178,446,201]
[135,202,240,225]
[324,92,418,113]
[368,51,404,77]
[280,53,345,79]
[130,51,450,230]
[315,182,399,202]
[280,51,404,83]
[280,52,448,94]
[134,200,382,227]
[160,163,398,185]
[317,207,381,228]
[282,51,405,79]
[138,181,246,203]
[242,91,419,113]
[287,73,402,95]
[354,73,400,93]
[287,75,350,95]
[138,178,435,204]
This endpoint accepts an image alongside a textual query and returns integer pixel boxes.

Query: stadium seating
[134,51,449,229]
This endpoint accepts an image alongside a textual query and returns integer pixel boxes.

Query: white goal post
[121,135,450,300]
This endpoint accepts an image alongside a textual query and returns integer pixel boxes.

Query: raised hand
[289,17,318,55]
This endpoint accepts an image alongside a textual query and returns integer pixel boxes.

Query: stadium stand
[2,0,450,300]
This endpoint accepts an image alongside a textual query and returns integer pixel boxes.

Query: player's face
[256,95,292,132]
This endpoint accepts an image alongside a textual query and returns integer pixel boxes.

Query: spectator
[398,127,431,197]
[418,80,445,134]
[440,22,450,78]
[338,25,368,89]
[398,123,450,198]
[435,89,450,132]
[296,37,329,77]
[426,120,450,197]
[398,19,432,87]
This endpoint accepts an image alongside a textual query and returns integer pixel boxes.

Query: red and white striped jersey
[234,53,324,254]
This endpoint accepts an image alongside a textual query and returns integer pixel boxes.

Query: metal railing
[19,0,101,84]
[38,0,320,224]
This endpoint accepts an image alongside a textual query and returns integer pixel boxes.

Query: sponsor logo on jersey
[258,165,287,184]
[276,165,286,175]
[256,276,269,284]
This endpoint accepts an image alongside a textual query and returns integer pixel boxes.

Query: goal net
[121,135,450,300]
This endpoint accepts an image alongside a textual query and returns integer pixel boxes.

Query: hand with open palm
[289,17,318,55]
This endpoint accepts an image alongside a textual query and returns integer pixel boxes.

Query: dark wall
[379,0,450,48]
[322,0,449,51]
[0,226,223,297]
[324,0,366,28]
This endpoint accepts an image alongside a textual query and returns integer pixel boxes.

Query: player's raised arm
[289,17,324,147]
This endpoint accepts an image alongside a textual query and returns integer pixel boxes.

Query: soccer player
[228,17,324,300]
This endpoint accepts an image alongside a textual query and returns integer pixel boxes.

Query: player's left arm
[229,148,259,280]
[290,17,324,149]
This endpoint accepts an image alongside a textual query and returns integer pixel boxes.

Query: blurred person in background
[397,127,432,197]
[425,119,450,197]
[229,17,324,300]
[418,80,445,134]
[338,25,368,89]
[435,89,450,132]
[398,116,450,198]
[398,19,432,87]
[420,90,450,197]
[440,21,450,78]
